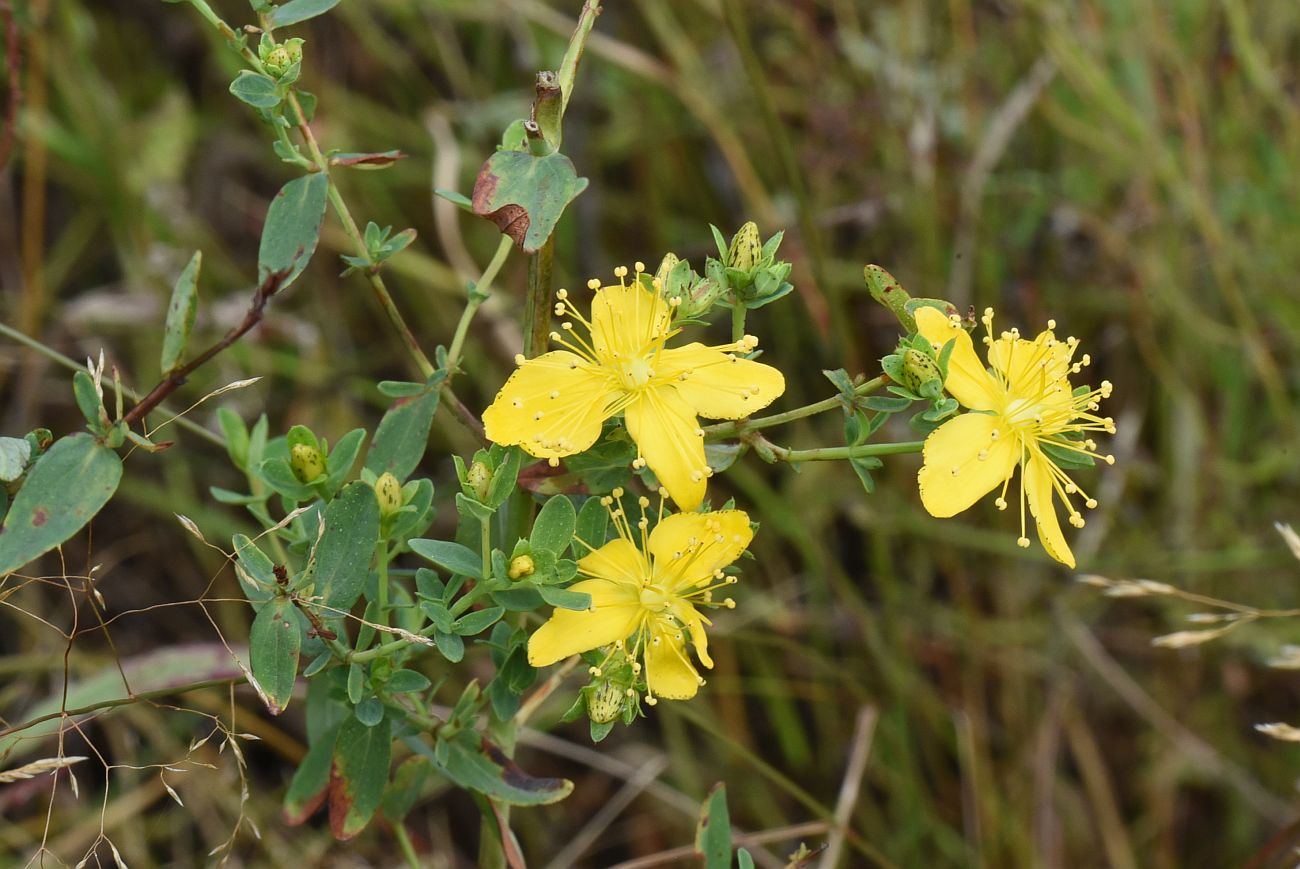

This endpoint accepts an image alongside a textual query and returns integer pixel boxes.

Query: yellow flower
[482,264,785,511]
[915,306,1115,568]
[527,491,751,703]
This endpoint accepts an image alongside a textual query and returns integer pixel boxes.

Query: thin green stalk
[730,302,746,343]
[394,823,421,869]
[447,236,512,375]
[376,542,390,632]
[0,321,223,448]
[772,440,924,463]
[704,375,887,438]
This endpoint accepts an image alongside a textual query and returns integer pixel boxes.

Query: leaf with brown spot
[0,434,122,577]
[471,150,588,253]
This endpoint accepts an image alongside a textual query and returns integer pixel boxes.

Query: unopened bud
[902,348,942,393]
[507,555,535,580]
[374,472,403,517]
[283,38,304,66]
[586,680,625,724]
[726,221,762,273]
[263,45,292,77]
[290,443,325,483]
[467,460,491,501]
[654,252,680,287]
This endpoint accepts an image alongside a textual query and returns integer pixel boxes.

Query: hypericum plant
[0,1,1116,865]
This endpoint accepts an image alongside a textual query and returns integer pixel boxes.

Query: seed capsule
[290,443,325,483]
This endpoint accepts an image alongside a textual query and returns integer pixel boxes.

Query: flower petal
[1025,450,1076,568]
[527,578,641,667]
[918,413,1018,518]
[644,618,701,700]
[671,601,713,669]
[578,538,647,587]
[915,307,1000,411]
[655,344,785,420]
[482,351,620,459]
[624,387,708,511]
[649,510,752,590]
[590,283,672,360]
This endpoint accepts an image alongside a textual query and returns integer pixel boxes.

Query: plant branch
[703,375,888,438]
[122,270,288,428]
[447,236,513,375]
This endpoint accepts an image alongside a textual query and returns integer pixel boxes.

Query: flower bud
[467,460,491,501]
[290,443,325,483]
[283,38,304,66]
[901,348,942,393]
[374,472,403,517]
[726,221,763,273]
[263,45,293,77]
[586,679,625,724]
[654,252,680,287]
[507,554,535,581]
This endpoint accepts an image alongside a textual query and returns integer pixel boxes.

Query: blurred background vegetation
[3,0,1300,866]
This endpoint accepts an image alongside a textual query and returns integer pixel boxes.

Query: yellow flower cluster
[483,264,784,703]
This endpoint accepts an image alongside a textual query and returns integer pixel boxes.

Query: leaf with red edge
[328,715,392,840]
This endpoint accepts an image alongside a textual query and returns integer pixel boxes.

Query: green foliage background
[3,0,1300,865]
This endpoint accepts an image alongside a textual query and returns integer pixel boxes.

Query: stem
[522,236,554,358]
[394,823,421,869]
[376,542,390,632]
[0,322,223,447]
[480,519,492,585]
[446,236,512,375]
[704,375,888,438]
[730,302,746,343]
[557,1,603,114]
[768,440,924,464]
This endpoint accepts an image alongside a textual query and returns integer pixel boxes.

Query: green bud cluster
[705,221,795,310]
[259,36,305,79]
[647,252,724,320]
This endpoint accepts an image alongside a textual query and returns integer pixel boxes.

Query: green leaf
[491,586,545,611]
[573,496,609,555]
[403,731,573,806]
[160,251,201,375]
[565,438,636,493]
[470,150,589,253]
[269,0,341,27]
[258,173,330,290]
[283,725,338,825]
[380,755,432,822]
[249,598,301,715]
[72,371,105,430]
[537,586,591,611]
[861,395,912,413]
[217,408,250,469]
[364,381,441,480]
[354,697,384,726]
[256,457,316,501]
[531,495,576,555]
[434,630,464,662]
[329,715,392,840]
[408,539,482,580]
[486,448,524,508]
[434,188,473,210]
[385,669,431,693]
[325,427,367,487]
[233,533,277,602]
[695,783,732,869]
[376,380,426,398]
[453,606,505,637]
[0,434,122,576]
[229,70,281,108]
[0,436,32,482]
[850,457,878,495]
[314,482,381,610]
[737,848,756,869]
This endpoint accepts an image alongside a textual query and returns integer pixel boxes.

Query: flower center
[1003,397,1042,429]
[617,356,655,391]
[638,584,672,612]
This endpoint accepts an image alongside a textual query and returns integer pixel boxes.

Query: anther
[587,278,601,290]
[1017,537,1030,549]
[1085,498,1098,509]
[995,497,1008,510]
[614,265,628,278]
[514,354,526,365]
